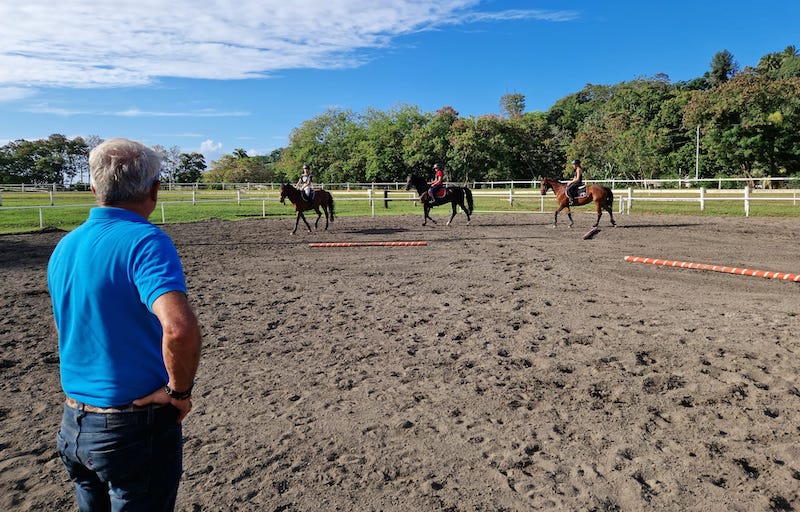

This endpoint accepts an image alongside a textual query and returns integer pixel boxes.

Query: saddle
[430,186,447,200]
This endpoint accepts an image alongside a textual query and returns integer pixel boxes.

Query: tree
[152,145,182,184]
[499,93,525,118]
[277,108,364,183]
[203,154,273,183]
[404,106,459,179]
[683,73,800,180]
[0,135,89,185]
[174,153,206,183]
[708,49,739,86]
[359,104,426,182]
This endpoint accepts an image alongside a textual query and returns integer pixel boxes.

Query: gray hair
[89,138,162,205]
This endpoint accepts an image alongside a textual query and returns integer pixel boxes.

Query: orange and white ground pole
[309,241,427,248]
[624,255,800,282]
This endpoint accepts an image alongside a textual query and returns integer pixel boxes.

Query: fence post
[0,190,3,206]
[237,190,241,206]
[384,190,389,209]
[50,191,54,206]
[368,189,374,217]
[627,188,633,214]
[744,186,750,217]
[161,203,165,224]
[39,208,44,229]
[192,190,197,205]
[509,188,514,206]
[700,187,705,211]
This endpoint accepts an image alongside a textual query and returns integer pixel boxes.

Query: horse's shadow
[348,228,410,235]
[617,222,702,229]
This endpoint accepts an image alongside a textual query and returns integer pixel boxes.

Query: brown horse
[279,183,335,234]
[539,177,616,228]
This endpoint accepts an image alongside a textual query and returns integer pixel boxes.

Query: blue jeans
[57,402,183,512]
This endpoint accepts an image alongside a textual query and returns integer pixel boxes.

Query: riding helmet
[571,159,581,165]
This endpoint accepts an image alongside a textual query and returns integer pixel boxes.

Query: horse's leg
[462,198,471,223]
[313,207,322,230]
[446,201,457,226]
[553,203,566,228]
[594,201,602,227]
[605,202,617,226]
[423,204,437,225]
[322,205,329,230]
[299,212,312,233]
[567,209,574,228]
[291,213,301,234]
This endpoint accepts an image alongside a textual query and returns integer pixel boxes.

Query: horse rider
[566,159,583,205]
[296,164,314,202]
[428,163,445,204]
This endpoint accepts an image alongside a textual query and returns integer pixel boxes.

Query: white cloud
[0,1,575,89]
[197,139,224,163]
[0,87,36,101]
[22,104,249,117]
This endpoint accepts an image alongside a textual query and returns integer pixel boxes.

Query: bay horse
[405,173,474,226]
[539,177,616,228]
[279,183,335,234]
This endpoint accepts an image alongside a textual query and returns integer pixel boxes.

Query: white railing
[3,176,799,194]
[2,186,799,231]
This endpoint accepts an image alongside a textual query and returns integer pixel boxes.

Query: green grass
[1,189,798,234]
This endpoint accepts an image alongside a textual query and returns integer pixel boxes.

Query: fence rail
[2,185,799,233]
[3,176,800,194]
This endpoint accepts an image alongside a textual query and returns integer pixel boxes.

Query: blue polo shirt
[48,207,187,407]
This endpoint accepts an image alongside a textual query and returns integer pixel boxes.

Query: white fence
[3,176,799,194]
[3,185,799,232]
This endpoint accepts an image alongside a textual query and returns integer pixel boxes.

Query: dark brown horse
[540,177,616,228]
[279,183,335,234]
[405,173,474,226]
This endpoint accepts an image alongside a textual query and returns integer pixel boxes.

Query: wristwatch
[164,382,193,400]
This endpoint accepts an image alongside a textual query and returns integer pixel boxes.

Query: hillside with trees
[2,47,798,187]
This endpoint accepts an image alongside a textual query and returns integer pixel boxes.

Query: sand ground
[1,210,798,511]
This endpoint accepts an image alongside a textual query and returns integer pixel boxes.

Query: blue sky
[1,1,796,164]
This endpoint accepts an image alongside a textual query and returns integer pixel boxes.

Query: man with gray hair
[48,138,202,511]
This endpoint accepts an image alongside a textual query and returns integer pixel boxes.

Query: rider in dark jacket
[566,159,583,205]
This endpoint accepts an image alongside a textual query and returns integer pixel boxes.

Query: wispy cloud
[0,1,575,90]
[23,104,249,117]
[116,108,250,118]
[0,87,36,101]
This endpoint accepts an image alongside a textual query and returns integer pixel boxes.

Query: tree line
[0,135,208,187]
[2,47,798,187]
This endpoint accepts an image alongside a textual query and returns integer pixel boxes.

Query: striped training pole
[309,241,427,248]
[624,255,800,282]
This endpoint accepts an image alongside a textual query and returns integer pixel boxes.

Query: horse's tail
[328,192,335,222]
[463,187,474,215]
[605,187,614,208]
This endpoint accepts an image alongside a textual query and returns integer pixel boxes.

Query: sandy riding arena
[1,212,798,511]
